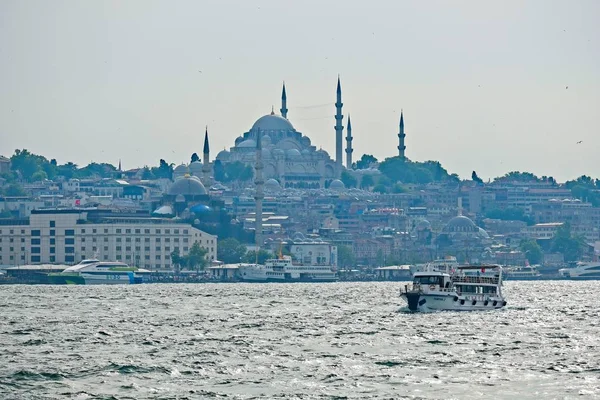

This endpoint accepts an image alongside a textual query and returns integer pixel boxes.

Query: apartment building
[0,209,216,269]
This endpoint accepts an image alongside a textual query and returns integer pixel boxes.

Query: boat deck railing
[452,276,499,285]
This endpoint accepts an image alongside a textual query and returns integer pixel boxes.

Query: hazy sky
[1,0,598,182]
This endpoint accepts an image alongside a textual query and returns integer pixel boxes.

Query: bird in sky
[576,141,583,144]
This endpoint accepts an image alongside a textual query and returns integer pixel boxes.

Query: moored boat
[559,262,600,279]
[238,255,338,283]
[48,260,150,285]
[400,265,507,312]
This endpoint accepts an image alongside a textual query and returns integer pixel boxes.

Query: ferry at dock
[238,255,338,283]
[47,259,150,285]
[400,265,507,312]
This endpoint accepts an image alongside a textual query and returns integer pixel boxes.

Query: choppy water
[1,282,599,400]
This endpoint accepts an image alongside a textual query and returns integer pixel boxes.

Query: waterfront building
[0,209,216,269]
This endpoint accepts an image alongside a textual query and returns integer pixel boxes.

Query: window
[92,238,97,243]
[144,229,150,234]
[155,246,161,251]
[9,238,13,243]
[21,229,25,234]
[183,247,189,251]
[135,246,141,251]
[183,238,189,243]
[21,238,25,243]
[165,247,170,252]
[65,229,75,236]
[31,230,41,236]
[155,229,161,234]
[125,238,131,242]
[165,229,170,234]
[65,238,75,245]
[183,230,189,234]
[155,264,161,269]
[81,229,86,234]
[81,238,86,242]
[126,246,131,251]
[92,246,97,251]
[135,229,141,234]
[50,230,55,236]
[50,238,55,245]
[92,229,97,234]
[116,255,122,260]
[126,255,131,260]
[49,256,55,263]
[155,238,161,243]
[31,238,41,245]
[145,255,150,260]
[50,221,55,228]
[174,238,179,243]
[65,255,74,263]
[81,247,86,252]
[174,229,179,234]
[135,238,140,243]
[31,247,40,254]
[155,255,161,260]
[116,229,122,234]
[116,238,122,242]
[103,255,109,260]
[126,229,131,234]
[116,246,122,251]
[50,247,55,254]
[165,238,170,243]
[145,246,150,251]
[104,237,108,242]
[104,229,108,234]
[65,247,74,254]
[145,238,150,243]
[104,246,108,251]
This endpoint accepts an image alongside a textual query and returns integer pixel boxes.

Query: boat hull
[401,292,506,312]
[47,272,143,285]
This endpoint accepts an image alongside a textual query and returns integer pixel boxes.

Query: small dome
[262,148,272,159]
[174,164,188,173]
[234,136,244,145]
[262,135,272,146]
[238,139,256,148]
[286,148,301,158]
[316,148,330,158]
[168,176,208,196]
[175,194,186,203]
[416,219,431,231]
[190,203,211,214]
[153,205,173,215]
[216,150,230,161]
[301,137,311,147]
[301,149,311,156]
[189,161,203,176]
[443,215,478,233]
[251,114,295,131]
[272,148,285,157]
[329,179,345,190]
[265,178,281,191]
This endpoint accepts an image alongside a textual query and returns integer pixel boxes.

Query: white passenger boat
[48,260,150,285]
[504,265,541,280]
[559,262,600,279]
[238,255,338,282]
[400,265,507,312]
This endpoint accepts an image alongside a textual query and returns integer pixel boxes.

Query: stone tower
[254,129,264,249]
[202,127,211,187]
[345,114,353,169]
[335,76,344,167]
[397,111,406,158]
[280,82,288,119]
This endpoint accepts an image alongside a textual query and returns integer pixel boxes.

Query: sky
[0,0,598,182]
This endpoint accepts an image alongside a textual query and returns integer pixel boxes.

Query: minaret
[335,76,344,167]
[280,82,288,119]
[118,159,122,172]
[254,129,264,249]
[397,110,406,158]
[345,114,353,169]
[202,126,211,187]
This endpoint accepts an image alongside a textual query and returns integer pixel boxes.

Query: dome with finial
[251,112,295,132]
[168,175,207,196]
[329,179,345,190]
[216,149,231,161]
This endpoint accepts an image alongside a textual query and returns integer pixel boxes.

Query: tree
[373,184,387,193]
[31,170,48,182]
[494,171,540,183]
[520,239,543,265]
[550,223,585,262]
[185,241,209,272]
[392,183,407,193]
[4,183,26,197]
[243,249,273,264]
[213,160,226,182]
[170,249,182,273]
[191,153,200,163]
[217,238,247,263]
[360,174,374,189]
[484,207,534,225]
[340,170,357,188]
[141,167,156,180]
[151,159,174,180]
[378,156,452,185]
[356,154,378,170]
[471,171,483,184]
[337,245,355,269]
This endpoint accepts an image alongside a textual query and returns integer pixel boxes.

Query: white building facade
[0,209,216,269]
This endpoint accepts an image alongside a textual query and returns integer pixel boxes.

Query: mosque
[173,77,408,189]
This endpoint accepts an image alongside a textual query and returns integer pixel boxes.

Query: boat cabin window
[413,275,444,286]
[455,285,496,294]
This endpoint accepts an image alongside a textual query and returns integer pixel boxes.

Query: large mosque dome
[442,215,478,233]
[252,114,295,131]
[168,176,207,196]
